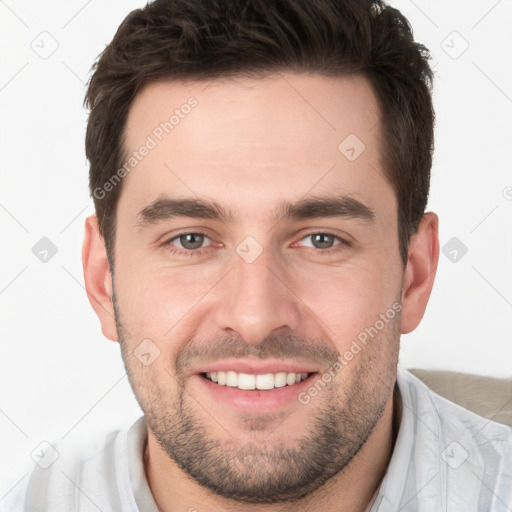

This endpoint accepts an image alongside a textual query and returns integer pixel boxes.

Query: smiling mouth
[201,371,316,391]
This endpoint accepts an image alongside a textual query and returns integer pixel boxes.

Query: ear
[401,212,439,334]
[82,214,118,342]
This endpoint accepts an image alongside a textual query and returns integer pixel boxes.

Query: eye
[165,231,213,255]
[295,232,350,254]
[302,233,339,249]
[162,230,350,258]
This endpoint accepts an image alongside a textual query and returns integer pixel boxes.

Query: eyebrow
[135,194,376,229]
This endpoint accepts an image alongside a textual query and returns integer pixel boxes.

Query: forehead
[120,72,395,224]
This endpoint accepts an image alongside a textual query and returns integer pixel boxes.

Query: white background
[1,0,511,500]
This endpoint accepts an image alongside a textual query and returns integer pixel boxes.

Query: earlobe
[82,215,119,342]
[400,212,440,334]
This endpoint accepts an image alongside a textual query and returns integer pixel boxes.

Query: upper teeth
[205,371,309,390]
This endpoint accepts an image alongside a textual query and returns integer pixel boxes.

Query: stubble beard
[113,293,400,504]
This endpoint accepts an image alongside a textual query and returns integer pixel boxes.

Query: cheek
[114,264,216,343]
[291,259,401,346]
[115,239,402,355]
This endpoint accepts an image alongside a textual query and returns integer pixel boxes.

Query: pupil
[313,234,333,249]
[181,234,203,250]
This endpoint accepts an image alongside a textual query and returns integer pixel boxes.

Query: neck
[145,385,401,512]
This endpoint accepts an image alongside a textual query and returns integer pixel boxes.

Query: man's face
[111,73,404,502]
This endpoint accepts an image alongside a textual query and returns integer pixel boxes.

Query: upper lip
[193,359,318,375]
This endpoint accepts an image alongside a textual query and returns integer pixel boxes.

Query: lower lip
[194,373,318,414]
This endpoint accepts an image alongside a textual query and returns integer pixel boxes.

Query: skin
[83,72,439,512]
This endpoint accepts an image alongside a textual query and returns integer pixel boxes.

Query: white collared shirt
[2,368,511,511]
[371,369,512,511]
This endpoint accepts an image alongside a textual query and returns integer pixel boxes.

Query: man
[5,0,512,511]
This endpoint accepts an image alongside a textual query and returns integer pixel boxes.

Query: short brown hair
[85,0,434,270]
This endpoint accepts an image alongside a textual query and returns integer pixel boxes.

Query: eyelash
[162,231,351,257]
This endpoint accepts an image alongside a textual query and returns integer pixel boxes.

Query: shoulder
[399,367,512,447]
[384,368,512,510]
[1,419,143,512]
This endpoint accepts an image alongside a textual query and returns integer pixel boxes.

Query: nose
[212,244,302,345]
